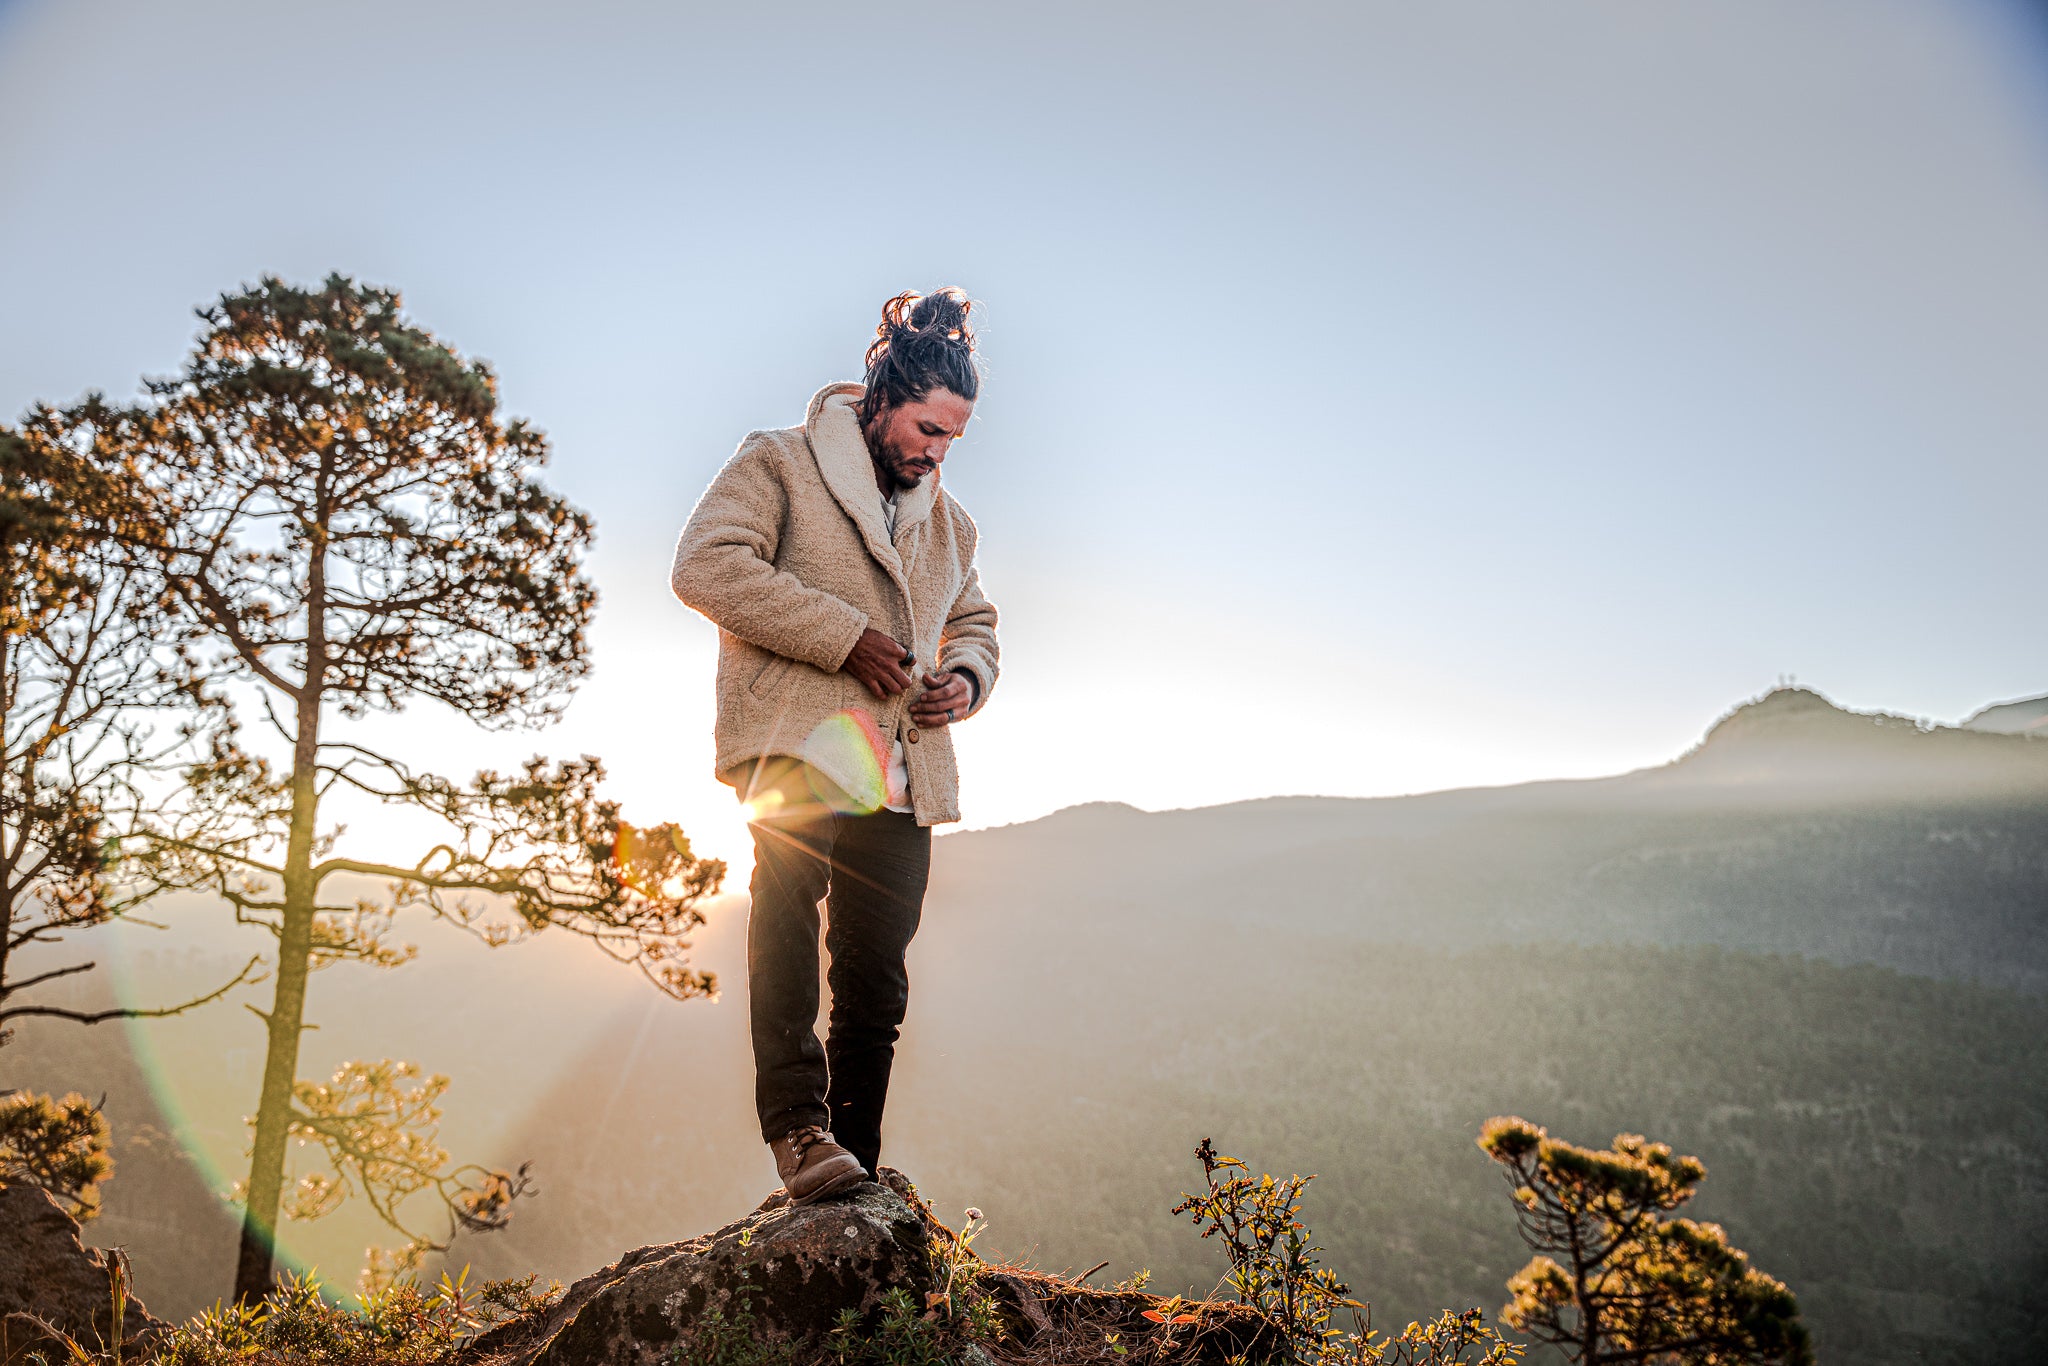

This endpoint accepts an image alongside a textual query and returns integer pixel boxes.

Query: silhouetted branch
[0,952,264,1026]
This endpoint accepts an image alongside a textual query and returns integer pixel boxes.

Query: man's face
[868,389,975,492]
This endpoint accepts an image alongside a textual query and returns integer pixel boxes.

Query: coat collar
[804,382,938,574]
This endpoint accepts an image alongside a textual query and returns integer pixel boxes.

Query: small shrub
[1172,1137,1363,1358]
[677,1286,792,1366]
[1176,1138,1522,1366]
[824,1287,953,1366]
[1478,1117,1811,1366]
[1,1090,114,1220]
[1361,1309,1525,1366]
[149,1267,560,1366]
[926,1206,987,1321]
[665,1230,1001,1366]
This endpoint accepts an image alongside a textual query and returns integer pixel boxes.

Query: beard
[864,423,934,493]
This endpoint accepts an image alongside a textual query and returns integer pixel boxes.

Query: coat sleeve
[937,561,999,719]
[669,440,869,671]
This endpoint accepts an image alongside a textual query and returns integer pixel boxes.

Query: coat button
[907,729,920,744]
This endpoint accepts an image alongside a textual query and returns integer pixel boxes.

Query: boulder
[480,1177,934,1366]
[0,1181,166,1365]
[470,1168,1289,1366]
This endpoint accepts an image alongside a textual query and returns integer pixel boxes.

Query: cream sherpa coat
[669,382,999,826]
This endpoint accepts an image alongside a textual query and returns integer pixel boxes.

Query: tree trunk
[1,678,23,1028]
[231,912,311,1299]
[232,496,329,1305]
[231,726,320,1304]
[0,861,16,1013]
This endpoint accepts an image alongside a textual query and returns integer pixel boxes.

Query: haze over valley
[15,686,2046,1364]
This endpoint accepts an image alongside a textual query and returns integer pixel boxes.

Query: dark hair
[858,288,980,430]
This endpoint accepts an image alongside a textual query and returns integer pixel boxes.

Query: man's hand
[909,671,975,729]
[842,627,915,698]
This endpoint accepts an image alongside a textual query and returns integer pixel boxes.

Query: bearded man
[669,288,999,1204]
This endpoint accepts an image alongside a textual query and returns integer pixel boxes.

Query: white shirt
[879,490,913,813]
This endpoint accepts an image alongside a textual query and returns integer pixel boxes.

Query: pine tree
[1,399,256,1043]
[106,274,723,1301]
[1478,1117,1812,1366]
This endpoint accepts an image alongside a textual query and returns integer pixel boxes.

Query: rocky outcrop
[0,1181,166,1365]
[471,1169,1286,1366]
[477,1176,935,1366]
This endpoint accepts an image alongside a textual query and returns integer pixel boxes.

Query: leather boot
[770,1125,866,1205]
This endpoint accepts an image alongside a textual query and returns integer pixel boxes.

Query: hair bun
[860,287,983,429]
[874,288,974,351]
[908,289,972,340]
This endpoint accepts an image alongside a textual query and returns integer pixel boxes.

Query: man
[669,288,998,1204]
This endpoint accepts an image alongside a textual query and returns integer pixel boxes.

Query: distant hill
[1671,685,2048,793]
[930,687,2048,993]
[1963,693,2048,737]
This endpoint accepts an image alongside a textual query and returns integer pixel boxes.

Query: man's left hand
[908,671,974,729]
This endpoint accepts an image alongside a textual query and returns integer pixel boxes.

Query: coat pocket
[748,652,796,699]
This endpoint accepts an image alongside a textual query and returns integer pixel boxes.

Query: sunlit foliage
[0,1088,114,1219]
[0,402,257,1044]
[151,1266,561,1366]
[1172,1137,1363,1353]
[250,1060,534,1293]
[1478,1117,1812,1366]
[1175,1138,1521,1366]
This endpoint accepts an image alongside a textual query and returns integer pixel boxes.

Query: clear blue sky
[4,0,2045,872]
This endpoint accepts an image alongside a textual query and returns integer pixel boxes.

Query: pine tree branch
[0,961,98,996]
[0,953,263,1025]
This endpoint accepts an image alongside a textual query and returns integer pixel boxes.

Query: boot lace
[787,1125,836,1162]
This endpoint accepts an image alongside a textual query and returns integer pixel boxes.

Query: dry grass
[970,1264,1283,1366]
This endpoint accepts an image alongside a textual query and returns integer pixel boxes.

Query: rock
[483,1178,934,1366]
[466,1166,1287,1366]
[0,1181,166,1362]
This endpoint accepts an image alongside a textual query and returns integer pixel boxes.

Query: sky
[4,0,2046,878]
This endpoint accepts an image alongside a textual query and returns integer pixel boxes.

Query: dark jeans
[742,758,930,1176]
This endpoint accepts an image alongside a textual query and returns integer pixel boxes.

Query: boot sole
[789,1161,868,1207]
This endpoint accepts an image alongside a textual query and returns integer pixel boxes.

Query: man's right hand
[842,627,915,698]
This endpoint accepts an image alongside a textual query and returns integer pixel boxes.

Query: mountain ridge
[1964,692,2048,736]
[955,686,2048,843]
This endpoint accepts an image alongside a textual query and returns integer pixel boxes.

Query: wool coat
[669,382,999,826]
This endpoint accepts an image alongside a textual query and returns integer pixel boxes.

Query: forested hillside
[924,688,2048,992]
[14,688,2046,1365]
